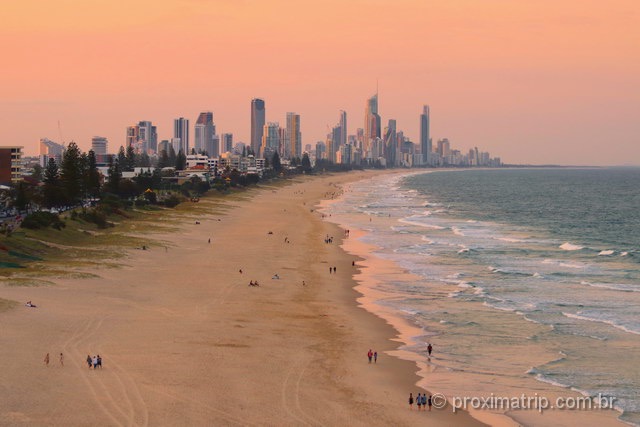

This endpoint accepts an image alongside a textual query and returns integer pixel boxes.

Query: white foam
[398,218,445,230]
[451,226,465,236]
[532,272,543,278]
[598,250,615,256]
[560,242,584,251]
[457,248,470,254]
[620,252,629,257]
[497,237,526,243]
[562,312,640,336]
[581,281,640,293]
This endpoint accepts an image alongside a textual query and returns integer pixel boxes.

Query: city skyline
[1,0,638,165]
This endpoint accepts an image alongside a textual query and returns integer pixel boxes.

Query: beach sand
[0,171,484,426]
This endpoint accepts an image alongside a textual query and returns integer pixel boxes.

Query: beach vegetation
[21,211,66,231]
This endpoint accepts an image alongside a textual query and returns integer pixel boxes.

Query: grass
[0,176,302,283]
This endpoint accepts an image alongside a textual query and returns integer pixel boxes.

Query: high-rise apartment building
[285,112,301,160]
[174,117,190,154]
[126,125,139,150]
[221,133,233,154]
[137,121,156,153]
[251,99,265,156]
[261,122,279,160]
[339,110,347,149]
[364,93,381,158]
[420,105,431,165]
[383,119,397,166]
[39,138,65,167]
[91,136,108,155]
[194,112,216,156]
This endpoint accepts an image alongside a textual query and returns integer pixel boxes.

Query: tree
[31,164,44,182]
[85,150,101,198]
[106,156,122,194]
[168,145,177,166]
[175,150,187,170]
[60,141,84,204]
[126,145,136,171]
[301,153,312,172]
[117,146,127,170]
[157,150,170,169]
[272,151,282,173]
[137,152,151,167]
[43,158,62,207]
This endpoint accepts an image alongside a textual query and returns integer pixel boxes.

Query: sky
[1,0,638,165]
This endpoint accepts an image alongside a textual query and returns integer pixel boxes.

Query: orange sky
[1,0,638,165]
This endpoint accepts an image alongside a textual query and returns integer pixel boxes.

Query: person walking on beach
[59,353,64,367]
[408,393,414,410]
[421,393,427,410]
[374,351,378,363]
[86,355,92,368]
[44,353,50,367]
[367,349,373,363]
[92,355,98,369]
[97,355,102,369]
[428,394,432,411]
[427,343,433,356]
[417,393,422,410]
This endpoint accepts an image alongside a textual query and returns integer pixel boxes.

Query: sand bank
[0,171,481,426]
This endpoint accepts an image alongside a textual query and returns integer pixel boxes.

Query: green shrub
[162,195,181,208]
[21,211,66,230]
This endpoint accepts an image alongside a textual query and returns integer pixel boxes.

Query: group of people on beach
[86,354,103,369]
[367,349,378,363]
[408,393,433,411]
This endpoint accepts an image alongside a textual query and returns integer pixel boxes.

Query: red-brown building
[0,146,23,185]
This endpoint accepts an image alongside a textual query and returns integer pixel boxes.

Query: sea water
[324,168,640,425]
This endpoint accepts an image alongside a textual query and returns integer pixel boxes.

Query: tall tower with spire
[364,91,381,158]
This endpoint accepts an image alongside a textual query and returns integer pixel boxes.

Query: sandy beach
[0,171,483,426]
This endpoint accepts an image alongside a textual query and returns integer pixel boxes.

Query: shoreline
[321,170,627,427]
[0,171,482,426]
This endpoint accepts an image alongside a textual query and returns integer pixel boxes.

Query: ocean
[323,168,640,426]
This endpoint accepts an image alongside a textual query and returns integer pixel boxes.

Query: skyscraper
[126,125,139,150]
[221,133,233,154]
[173,117,189,154]
[261,122,279,160]
[383,119,397,166]
[420,105,431,165]
[194,112,216,156]
[339,110,347,149]
[286,112,301,160]
[364,93,381,158]
[251,99,265,156]
[138,121,154,153]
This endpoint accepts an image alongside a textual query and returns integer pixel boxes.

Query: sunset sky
[1,0,638,165]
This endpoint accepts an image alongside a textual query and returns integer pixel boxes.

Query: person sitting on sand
[272,274,279,279]
[25,301,36,308]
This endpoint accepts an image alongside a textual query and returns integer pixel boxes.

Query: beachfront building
[250,98,265,156]
[0,146,23,184]
[39,138,64,167]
